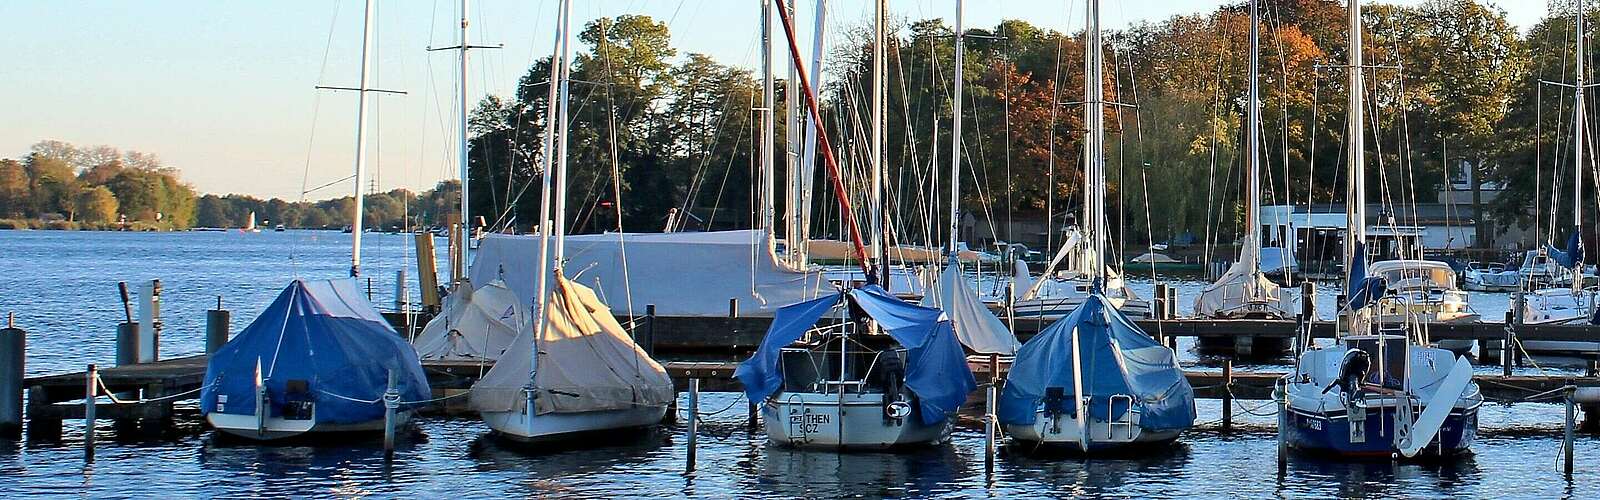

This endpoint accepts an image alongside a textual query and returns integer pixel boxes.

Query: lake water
[0,230,1595,498]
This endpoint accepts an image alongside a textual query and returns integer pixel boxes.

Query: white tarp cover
[471,275,674,415]
[470,230,826,318]
[413,280,524,361]
[921,260,1020,355]
[1193,260,1296,318]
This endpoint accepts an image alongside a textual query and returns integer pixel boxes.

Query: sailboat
[736,285,976,449]
[470,0,675,443]
[201,0,431,441]
[997,1,1195,452]
[1007,1,1150,323]
[241,211,260,233]
[1522,0,1600,335]
[1278,0,1480,458]
[1193,1,1295,322]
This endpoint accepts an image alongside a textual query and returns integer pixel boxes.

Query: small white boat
[1368,260,1480,325]
[737,286,976,450]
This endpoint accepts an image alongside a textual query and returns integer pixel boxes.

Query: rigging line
[292,0,346,275]
[1200,10,1230,273]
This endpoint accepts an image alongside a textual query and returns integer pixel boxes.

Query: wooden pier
[10,313,1600,441]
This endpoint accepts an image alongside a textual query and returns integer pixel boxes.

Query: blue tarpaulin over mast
[201,279,430,425]
[735,285,977,426]
[997,294,1195,431]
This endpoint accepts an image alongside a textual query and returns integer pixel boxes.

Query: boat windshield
[1376,265,1455,290]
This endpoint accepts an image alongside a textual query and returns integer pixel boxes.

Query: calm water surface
[0,230,1595,498]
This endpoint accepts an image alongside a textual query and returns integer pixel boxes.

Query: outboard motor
[875,353,906,423]
[1324,349,1371,400]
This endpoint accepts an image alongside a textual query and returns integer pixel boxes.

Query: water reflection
[751,440,968,497]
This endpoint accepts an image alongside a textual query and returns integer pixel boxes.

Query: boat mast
[761,0,777,239]
[1243,0,1263,290]
[947,0,965,258]
[534,0,572,349]
[1573,0,1587,291]
[797,1,829,269]
[1083,0,1105,285]
[348,0,376,278]
[1344,0,1366,335]
[872,0,888,286]
[785,0,801,243]
[457,0,472,279]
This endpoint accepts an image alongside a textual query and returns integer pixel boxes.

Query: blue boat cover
[1345,243,1387,311]
[1548,231,1585,269]
[735,285,977,426]
[997,294,1195,431]
[201,279,431,425]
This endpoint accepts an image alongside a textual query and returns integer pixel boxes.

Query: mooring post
[686,378,699,473]
[1276,382,1288,469]
[394,269,409,312]
[116,322,139,366]
[746,401,758,431]
[207,296,231,354]
[1222,360,1234,432]
[984,383,997,475]
[643,304,657,357]
[137,280,161,363]
[383,369,398,458]
[1502,310,1514,377]
[1564,384,1576,477]
[1154,284,1168,321]
[0,316,23,439]
[84,363,97,462]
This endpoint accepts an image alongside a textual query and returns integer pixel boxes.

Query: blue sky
[0,1,1544,200]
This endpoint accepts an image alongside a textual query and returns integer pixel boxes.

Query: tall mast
[534,0,572,374]
[457,0,471,275]
[796,1,829,269]
[1573,0,1587,286]
[348,0,376,278]
[1345,0,1366,284]
[784,0,801,243]
[761,0,777,238]
[947,0,964,256]
[1083,0,1105,283]
[1243,0,1262,285]
[553,0,574,265]
[872,0,887,285]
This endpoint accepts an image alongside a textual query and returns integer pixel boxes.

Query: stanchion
[686,378,700,473]
[84,364,97,462]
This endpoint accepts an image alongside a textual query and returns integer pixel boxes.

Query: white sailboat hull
[1004,410,1180,451]
[481,404,667,443]
[208,411,411,441]
[762,393,949,449]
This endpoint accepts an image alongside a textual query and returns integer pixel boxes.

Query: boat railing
[1108,394,1136,440]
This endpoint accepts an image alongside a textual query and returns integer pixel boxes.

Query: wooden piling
[0,318,22,439]
[383,369,398,458]
[1564,385,1576,477]
[84,363,97,461]
[414,232,441,310]
[686,378,699,473]
[1222,360,1234,431]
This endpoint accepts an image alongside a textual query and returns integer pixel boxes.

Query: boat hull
[481,405,668,444]
[762,394,949,449]
[1283,404,1477,458]
[207,411,411,441]
[1003,410,1180,452]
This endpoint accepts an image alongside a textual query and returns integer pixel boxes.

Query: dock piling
[686,378,699,473]
[394,269,408,312]
[84,363,97,462]
[1502,311,1514,377]
[137,280,161,363]
[0,318,22,439]
[1222,360,1234,432]
[984,383,997,475]
[643,305,657,356]
[1564,385,1576,477]
[746,401,757,431]
[206,297,231,354]
[116,322,140,366]
[1276,387,1287,469]
[383,369,398,458]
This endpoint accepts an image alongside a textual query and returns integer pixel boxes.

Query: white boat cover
[921,259,1020,355]
[1193,260,1295,318]
[471,275,675,415]
[470,230,827,318]
[1129,252,1179,264]
[412,279,524,361]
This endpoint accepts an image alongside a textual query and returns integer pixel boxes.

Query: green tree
[75,186,119,224]
[0,159,28,217]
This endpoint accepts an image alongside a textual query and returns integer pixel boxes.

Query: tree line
[465,0,1588,249]
[1,140,460,231]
